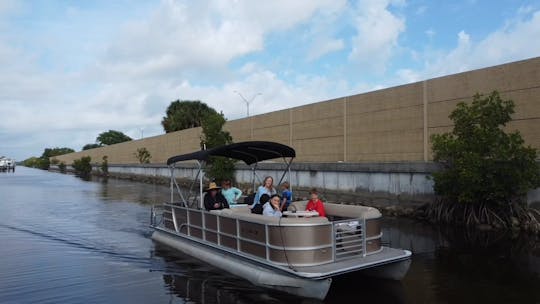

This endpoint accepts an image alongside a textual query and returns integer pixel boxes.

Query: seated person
[263,194,283,217]
[252,176,277,210]
[221,179,242,205]
[305,188,326,217]
[203,182,229,211]
[251,193,269,214]
[279,181,292,211]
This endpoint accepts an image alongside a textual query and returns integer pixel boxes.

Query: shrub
[135,148,151,164]
[58,162,67,173]
[427,91,540,231]
[72,156,92,177]
[100,156,108,175]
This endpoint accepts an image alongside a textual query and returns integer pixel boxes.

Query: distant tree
[39,147,75,170]
[135,147,152,164]
[83,143,102,150]
[42,147,75,158]
[161,100,218,133]
[425,91,540,232]
[200,112,235,183]
[22,157,43,168]
[97,130,132,146]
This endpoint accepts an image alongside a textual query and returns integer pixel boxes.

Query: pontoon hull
[152,229,332,300]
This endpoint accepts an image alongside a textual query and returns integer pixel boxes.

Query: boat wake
[0,223,150,266]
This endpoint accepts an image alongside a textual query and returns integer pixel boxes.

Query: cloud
[169,66,351,120]
[0,0,349,159]
[349,0,406,72]
[307,38,345,61]
[421,9,540,78]
[101,0,343,80]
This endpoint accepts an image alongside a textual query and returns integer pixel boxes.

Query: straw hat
[204,182,221,192]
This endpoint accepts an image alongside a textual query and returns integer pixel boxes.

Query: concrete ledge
[49,161,540,207]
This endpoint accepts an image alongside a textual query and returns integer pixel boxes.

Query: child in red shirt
[305,188,326,217]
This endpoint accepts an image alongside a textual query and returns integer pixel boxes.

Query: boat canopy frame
[166,141,296,209]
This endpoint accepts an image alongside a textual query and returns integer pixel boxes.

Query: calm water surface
[0,167,538,304]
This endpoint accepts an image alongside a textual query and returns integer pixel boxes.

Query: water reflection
[154,244,295,304]
[387,220,540,303]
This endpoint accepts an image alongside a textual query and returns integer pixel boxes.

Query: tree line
[23,99,233,181]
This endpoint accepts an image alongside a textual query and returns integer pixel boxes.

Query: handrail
[156,204,376,266]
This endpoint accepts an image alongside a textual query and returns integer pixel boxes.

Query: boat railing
[153,203,383,267]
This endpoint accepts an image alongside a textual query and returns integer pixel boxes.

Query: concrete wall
[79,162,538,206]
[52,57,540,165]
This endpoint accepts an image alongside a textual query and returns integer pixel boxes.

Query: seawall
[51,162,540,209]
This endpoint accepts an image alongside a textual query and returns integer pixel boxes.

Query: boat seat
[289,201,381,220]
[217,208,329,225]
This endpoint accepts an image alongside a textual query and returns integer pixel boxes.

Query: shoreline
[49,167,432,218]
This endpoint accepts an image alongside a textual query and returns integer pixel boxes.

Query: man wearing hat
[203,182,230,211]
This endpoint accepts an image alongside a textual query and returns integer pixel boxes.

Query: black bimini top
[166,141,296,166]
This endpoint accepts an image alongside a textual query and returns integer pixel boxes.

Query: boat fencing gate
[333,218,366,260]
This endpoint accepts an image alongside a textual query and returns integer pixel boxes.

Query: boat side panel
[163,207,175,230]
[220,234,237,250]
[205,213,217,230]
[366,218,381,238]
[267,225,332,248]
[175,208,188,234]
[366,238,381,253]
[240,240,266,258]
[188,210,202,227]
[269,247,333,265]
[205,231,218,244]
[190,227,203,238]
[159,205,382,267]
[239,221,266,243]
[219,217,237,235]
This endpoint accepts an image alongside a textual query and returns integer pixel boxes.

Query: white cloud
[421,9,540,78]
[425,28,435,38]
[101,0,343,80]
[349,0,406,72]
[170,67,348,120]
[307,38,345,61]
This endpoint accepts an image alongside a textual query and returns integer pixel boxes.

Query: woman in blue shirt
[251,176,276,212]
[221,179,242,205]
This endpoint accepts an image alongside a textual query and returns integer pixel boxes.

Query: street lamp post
[234,91,261,117]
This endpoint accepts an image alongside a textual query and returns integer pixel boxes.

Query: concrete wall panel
[53,57,540,165]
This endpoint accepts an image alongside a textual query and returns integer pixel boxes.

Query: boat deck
[290,247,411,279]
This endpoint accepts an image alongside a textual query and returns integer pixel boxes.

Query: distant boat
[0,156,15,172]
[150,141,411,300]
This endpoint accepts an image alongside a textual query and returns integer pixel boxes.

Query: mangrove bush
[425,91,540,232]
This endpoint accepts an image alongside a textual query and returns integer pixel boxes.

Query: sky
[1,0,540,161]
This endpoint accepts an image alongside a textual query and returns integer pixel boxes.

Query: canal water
[0,167,538,304]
